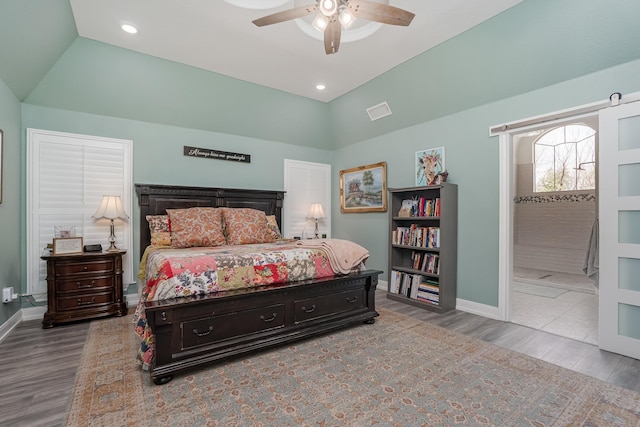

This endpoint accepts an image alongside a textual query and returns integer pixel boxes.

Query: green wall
[25,37,331,150]
[2,0,640,328]
[21,104,334,289]
[334,58,640,306]
[0,77,22,325]
[0,0,76,100]
[329,0,640,147]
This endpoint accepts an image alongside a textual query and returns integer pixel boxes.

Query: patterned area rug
[65,309,640,426]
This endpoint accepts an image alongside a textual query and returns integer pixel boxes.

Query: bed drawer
[294,288,365,323]
[56,292,114,311]
[181,304,285,350]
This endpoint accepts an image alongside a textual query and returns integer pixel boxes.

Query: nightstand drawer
[56,292,114,311]
[42,250,127,328]
[56,259,115,276]
[56,276,114,293]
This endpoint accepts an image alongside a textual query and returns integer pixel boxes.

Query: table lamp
[93,195,128,251]
[306,203,326,239]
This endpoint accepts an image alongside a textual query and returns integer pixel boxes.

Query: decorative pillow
[221,208,275,245]
[146,215,171,247]
[266,215,283,240]
[166,207,226,248]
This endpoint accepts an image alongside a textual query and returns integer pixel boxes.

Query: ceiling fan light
[319,0,337,17]
[312,14,329,32]
[338,10,355,30]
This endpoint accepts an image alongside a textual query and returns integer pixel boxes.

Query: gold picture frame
[53,237,84,255]
[339,161,387,213]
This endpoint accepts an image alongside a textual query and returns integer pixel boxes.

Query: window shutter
[27,129,133,300]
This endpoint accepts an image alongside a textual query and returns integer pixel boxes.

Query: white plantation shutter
[27,129,133,300]
[283,159,331,239]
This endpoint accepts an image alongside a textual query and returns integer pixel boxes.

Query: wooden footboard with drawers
[136,183,380,384]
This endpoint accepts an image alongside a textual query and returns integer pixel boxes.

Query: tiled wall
[514,164,596,275]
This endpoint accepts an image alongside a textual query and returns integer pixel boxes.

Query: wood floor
[2,289,640,426]
[0,318,89,427]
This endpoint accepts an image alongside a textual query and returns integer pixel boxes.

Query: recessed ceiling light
[316,84,326,91]
[121,23,138,34]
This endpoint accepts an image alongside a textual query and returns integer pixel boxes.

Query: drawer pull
[83,266,89,271]
[301,304,316,313]
[161,311,167,321]
[346,296,358,303]
[77,281,95,289]
[193,326,214,337]
[260,313,278,322]
[77,297,95,306]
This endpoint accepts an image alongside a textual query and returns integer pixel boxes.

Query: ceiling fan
[252,0,415,55]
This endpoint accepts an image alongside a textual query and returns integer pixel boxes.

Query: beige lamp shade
[93,195,128,251]
[306,203,326,239]
[306,203,326,220]
[93,195,129,220]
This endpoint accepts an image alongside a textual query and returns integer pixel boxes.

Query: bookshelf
[387,184,457,313]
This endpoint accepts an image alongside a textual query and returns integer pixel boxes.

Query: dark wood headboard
[135,183,285,257]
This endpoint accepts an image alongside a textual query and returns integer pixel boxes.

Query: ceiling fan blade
[324,14,341,54]
[347,0,415,26]
[252,4,318,27]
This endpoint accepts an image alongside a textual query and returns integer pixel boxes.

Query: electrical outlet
[2,287,13,303]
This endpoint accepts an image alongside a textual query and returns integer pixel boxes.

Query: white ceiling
[70,0,522,102]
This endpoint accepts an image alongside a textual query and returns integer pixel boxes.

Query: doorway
[509,118,599,344]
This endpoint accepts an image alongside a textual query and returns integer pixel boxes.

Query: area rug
[65,309,640,426]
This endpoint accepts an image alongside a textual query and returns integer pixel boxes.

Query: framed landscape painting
[340,161,387,213]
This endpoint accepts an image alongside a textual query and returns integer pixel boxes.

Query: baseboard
[1,296,139,343]
[456,298,501,320]
[378,281,499,320]
[126,293,140,308]
[0,310,22,343]
[21,306,47,322]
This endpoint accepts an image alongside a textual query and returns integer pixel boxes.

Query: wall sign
[184,146,251,163]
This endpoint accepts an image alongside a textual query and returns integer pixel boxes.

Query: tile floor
[512,267,599,345]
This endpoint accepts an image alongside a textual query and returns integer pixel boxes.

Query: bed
[134,183,381,385]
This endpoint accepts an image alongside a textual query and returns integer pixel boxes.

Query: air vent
[366,101,392,121]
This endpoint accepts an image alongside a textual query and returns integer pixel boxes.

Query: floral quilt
[133,240,354,368]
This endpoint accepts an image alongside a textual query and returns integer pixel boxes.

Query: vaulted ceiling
[0,0,522,102]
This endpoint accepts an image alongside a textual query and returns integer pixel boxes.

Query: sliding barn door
[599,101,640,359]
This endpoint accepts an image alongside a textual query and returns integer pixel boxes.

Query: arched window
[534,124,596,192]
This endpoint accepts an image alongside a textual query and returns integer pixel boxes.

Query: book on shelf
[417,293,439,304]
[390,270,440,304]
[417,277,439,303]
[411,251,440,274]
[393,225,440,248]
[395,196,441,218]
[417,197,441,217]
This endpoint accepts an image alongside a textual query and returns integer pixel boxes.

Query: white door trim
[497,133,514,321]
[493,99,622,321]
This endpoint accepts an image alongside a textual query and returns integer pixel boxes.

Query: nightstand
[41,251,128,328]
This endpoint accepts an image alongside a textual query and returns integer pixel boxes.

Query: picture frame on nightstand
[52,237,84,255]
